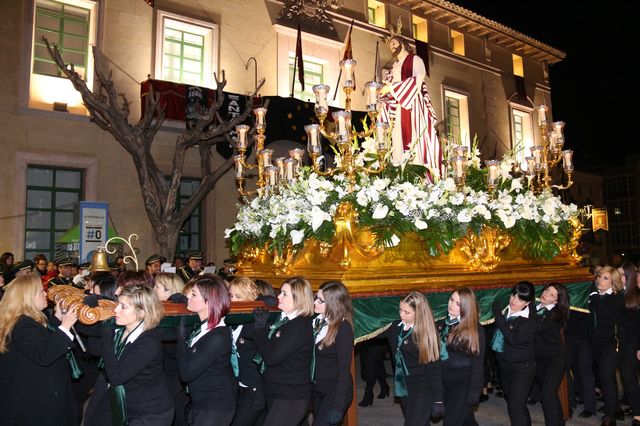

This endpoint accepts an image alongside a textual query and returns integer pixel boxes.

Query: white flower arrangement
[227,152,578,261]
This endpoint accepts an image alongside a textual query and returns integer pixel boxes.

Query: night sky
[451,1,634,171]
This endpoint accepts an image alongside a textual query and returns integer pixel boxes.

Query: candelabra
[307,59,390,192]
[523,105,573,193]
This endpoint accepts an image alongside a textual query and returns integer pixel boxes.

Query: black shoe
[615,410,624,421]
[495,390,504,398]
[578,411,594,418]
[377,385,390,399]
[623,407,633,416]
[527,398,537,405]
[598,406,606,413]
[600,420,616,426]
[479,394,489,403]
[358,391,374,407]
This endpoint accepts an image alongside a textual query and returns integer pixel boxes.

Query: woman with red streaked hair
[177,274,237,426]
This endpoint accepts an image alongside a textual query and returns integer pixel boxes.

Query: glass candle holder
[235,124,250,150]
[340,59,357,88]
[312,84,330,114]
[305,124,321,154]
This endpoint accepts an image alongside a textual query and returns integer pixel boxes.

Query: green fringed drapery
[159,281,593,342]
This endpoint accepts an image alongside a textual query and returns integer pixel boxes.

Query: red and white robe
[379,53,442,182]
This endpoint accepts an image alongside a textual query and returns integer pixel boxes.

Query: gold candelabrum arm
[235,177,257,197]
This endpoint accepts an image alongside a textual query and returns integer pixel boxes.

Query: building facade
[0,0,565,266]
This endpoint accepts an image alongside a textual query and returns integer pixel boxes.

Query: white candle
[375,122,389,150]
[274,157,286,181]
[253,107,267,127]
[284,158,296,181]
[233,155,244,178]
[235,124,249,149]
[305,124,320,153]
[537,105,548,127]
[333,110,349,136]
[259,149,273,167]
[561,150,574,172]
[485,160,499,183]
[340,59,357,88]
[312,84,330,110]
[265,166,277,186]
[365,81,381,109]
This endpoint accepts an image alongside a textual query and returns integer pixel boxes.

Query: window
[367,0,386,28]
[512,54,524,77]
[412,15,428,43]
[289,54,324,102]
[155,11,219,88]
[510,107,534,170]
[24,166,83,261]
[174,178,202,256]
[29,0,97,114]
[450,29,465,56]
[444,89,470,148]
[33,0,89,78]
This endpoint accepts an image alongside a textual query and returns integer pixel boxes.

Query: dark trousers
[619,342,640,416]
[498,358,536,426]
[262,397,310,426]
[399,380,433,426]
[565,336,596,413]
[535,355,565,426]
[232,386,266,426]
[359,338,389,395]
[130,406,174,426]
[191,407,235,426]
[312,381,351,426]
[593,346,619,422]
[443,369,478,426]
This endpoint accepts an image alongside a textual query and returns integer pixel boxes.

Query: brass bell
[90,246,110,273]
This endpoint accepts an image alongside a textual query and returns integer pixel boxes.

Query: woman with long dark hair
[491,281,538,425]
[438,287,485,426]
[311,281,355,426]
[0,274,79,425]
[618,262,640,425]
[589,266,625,426]
[386,291,443,425]
[534,283,569,426]
[177,274,237,426]
[253,276,315,426]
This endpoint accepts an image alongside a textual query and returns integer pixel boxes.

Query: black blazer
[255,315,314,400]
[0,316,77,426]
[177,325,238,411]
[437,320,485,399]
[101,326,174,418]
[385,320,443,401]
[535,307,565,358]
[313,319,355,414]
[493,310,537,363]
[589,291,625,350]
[235,322,263,390]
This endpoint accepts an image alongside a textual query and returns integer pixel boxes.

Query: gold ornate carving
[331,202,384,268]
[459,226,512,272]
[560,215,583,262]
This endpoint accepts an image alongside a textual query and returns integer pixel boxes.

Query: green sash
[394,325,413,398]
[252,316,289,374]
[311,317,327,381]
[46,324,82,380]
[438,316,459,361]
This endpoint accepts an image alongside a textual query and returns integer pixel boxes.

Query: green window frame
[513,114,524,149]
[25,166,83,261]
[368,7,376,24]
[33,0,90,78]
[288,54,324,102]
[445,96,461,143]
[162,26,205,86]
[173,178,202,257]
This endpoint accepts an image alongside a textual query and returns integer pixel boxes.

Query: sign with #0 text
[79,202,109,263]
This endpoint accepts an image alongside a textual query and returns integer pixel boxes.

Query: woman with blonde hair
[385,291,443,425]
[228,276,260,302]
[311,281,355,426]
[84,275,174,426]
[0,274,79,425]
[438,287,485,426]
[154,272,186,302]
[589,265,625,425]
[253,276,315,426]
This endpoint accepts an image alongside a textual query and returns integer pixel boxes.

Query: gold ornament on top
[105,233,139,271]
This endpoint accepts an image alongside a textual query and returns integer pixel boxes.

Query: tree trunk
[155,220,182,263]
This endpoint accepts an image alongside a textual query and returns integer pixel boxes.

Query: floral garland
[226,140,578,261]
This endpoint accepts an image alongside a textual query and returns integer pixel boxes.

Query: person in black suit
[177,274,238,426]
[311,281,355,426]
[589,266,625,426]
[438,287,485,426]
[0,274,80,426]
[534,283,569,426]
[618,262,640,425]
[385,291,444,426]
[85,278,174,426]
[228,276,267,426]
[253,276,315,426]
[491,281,538,426]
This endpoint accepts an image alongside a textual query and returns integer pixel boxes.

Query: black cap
[187,252,203,260]
[11,260,34,273]
[145,254,161,266]
[79,262,91,269]
[56,257,74,267]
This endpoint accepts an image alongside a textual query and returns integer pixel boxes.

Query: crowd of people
[1,250,640,426]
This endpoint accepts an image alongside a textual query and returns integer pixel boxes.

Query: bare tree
[43,37,265,261]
